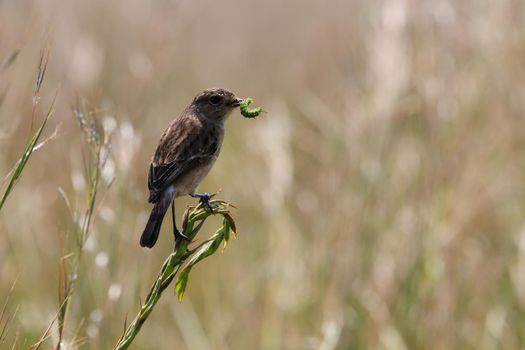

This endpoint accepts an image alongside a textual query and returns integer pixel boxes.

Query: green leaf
[222,219,230,252]
[175,267,191,301]
[223,213,237,239]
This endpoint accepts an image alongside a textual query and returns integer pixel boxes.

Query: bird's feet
[190,192,215,213]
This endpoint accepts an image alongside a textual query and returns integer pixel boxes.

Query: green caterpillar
[240,97,262,118]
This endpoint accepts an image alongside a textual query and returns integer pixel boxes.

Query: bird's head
[190,88,243,123]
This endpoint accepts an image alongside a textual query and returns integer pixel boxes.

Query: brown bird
[140,88,242,248]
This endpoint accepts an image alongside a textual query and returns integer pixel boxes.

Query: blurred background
[1,0,525,349]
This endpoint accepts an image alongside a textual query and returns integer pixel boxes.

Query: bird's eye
[209,95,222,105]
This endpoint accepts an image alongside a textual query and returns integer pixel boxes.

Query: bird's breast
[174,155,218,197]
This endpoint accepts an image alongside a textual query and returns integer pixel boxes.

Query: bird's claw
[200,194,214,213]
[191,192,215,213]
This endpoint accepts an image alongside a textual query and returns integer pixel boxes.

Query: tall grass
[50,99,112,349]
[0,50,55,211]
[0,48,56,349]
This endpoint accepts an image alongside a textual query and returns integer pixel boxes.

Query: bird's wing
[147,154,216,202]
[147,116,220,202]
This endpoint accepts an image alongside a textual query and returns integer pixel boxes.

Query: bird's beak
[231,97,243,107]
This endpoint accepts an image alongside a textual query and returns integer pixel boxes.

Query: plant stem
[114,199,235,350]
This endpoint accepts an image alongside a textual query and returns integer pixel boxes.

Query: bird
[140,88,242,248]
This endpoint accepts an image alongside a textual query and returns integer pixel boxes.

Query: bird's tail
[140,187,175,248]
